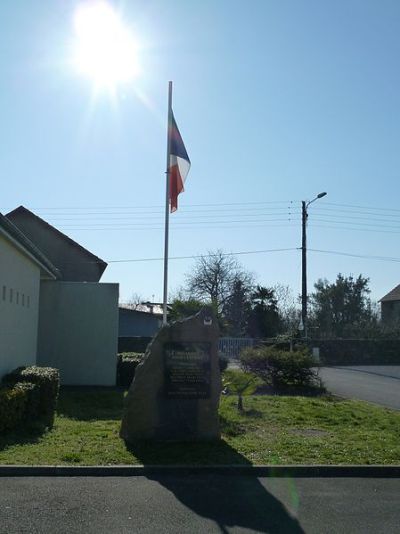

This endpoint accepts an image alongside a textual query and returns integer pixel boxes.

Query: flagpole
[162,81,173,325]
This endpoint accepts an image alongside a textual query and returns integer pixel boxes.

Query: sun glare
[73,1,140,89]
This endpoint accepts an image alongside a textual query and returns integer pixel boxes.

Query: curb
[1,465,399,478]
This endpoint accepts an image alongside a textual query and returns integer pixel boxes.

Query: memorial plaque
[120,307,221,441]
[164,342,211,399]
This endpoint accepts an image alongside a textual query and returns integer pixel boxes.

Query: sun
[72,1,140,89]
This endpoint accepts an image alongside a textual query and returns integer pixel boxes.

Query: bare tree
[273,284,300,333]
[185,250,254,313]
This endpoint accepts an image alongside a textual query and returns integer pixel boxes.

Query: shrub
[240,346,322,390]
[2,366,60,427]
[116,352,145,388]
[14,382,41,420]
[0,385,27,433]
[222,369,263,411]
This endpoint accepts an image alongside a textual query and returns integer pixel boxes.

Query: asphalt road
[1,475,400,533]
[319,366,400,410]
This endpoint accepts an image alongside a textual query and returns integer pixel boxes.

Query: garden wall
[310,339,400,365]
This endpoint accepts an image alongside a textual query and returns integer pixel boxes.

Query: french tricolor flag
[168,111,191,213]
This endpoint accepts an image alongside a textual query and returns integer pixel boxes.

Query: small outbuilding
[119,305,163,338]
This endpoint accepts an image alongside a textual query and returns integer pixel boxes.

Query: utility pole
[301,192,327,339]
[301,201,308,338]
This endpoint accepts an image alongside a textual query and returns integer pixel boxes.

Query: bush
[2,366,60,427]
[116,352,145,388]
[0,385,27,433]
[14,382,41,420]
[240,346,322,390]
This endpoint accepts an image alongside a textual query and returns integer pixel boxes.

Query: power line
[312,210,400,224]
[39,211,301,223]
[60,219,300,228]
[58,247,298,264]
[1,200,296,211]
[25,206,302,218]
[314,206,400,219]
[59,225,300,232]
[310,224,400,235]
[312,217,400,230]
[308,248,400,264]
[58,245,400,265]
[324,201,400,213]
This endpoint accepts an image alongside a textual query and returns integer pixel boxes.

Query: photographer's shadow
[126,439,305,533]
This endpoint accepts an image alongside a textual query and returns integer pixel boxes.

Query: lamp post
[301,192,327,338]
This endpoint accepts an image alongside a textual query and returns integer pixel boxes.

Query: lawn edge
[1,464,399,477]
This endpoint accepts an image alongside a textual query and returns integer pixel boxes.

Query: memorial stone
[120,308,221,441]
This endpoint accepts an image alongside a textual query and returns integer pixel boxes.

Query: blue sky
[1,0,400,304]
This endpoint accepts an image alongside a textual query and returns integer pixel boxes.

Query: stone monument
[120,307,221,441]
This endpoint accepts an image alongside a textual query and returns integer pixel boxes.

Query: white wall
[37,281,119,385]
[0,234,40,378]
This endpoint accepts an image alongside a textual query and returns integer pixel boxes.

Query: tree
[273,284,301,334]
[168,298,203,322]
[185,250,254,314]
[310,274,376,338]
[247,286,282,338]
[222,278,252,336]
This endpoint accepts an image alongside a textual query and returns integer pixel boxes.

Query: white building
[0,207,119,385]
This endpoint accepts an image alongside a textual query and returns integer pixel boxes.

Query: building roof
[119,303,163,317]
[0,212,60,279]
[380,284,400,303]
[7,206,107,282]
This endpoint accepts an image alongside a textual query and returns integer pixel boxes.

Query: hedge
[116,353,145,388]
[14,381,41,420]
[0,385,27,433]
[2,366,60,427]
[308,339,400,365]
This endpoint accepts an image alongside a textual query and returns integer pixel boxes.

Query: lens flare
[73,1,140,88]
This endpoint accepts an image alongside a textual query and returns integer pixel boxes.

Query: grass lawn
[0,387,399,466]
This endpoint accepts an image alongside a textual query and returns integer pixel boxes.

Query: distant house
[1,206,119,385]
[380,284,400,324]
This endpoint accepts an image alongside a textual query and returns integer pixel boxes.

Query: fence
[218,337,255,360]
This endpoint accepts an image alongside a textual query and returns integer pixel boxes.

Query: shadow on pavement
[126,440,304,533]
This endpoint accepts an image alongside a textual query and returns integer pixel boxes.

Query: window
[9,288,13,303]
[2,285,5,301]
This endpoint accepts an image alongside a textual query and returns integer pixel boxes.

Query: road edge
[1,464,399,477]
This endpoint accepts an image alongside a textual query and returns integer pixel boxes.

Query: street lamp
[301,192,327,338]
